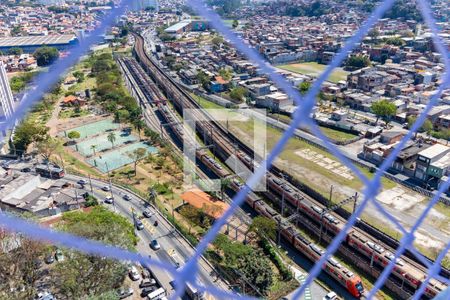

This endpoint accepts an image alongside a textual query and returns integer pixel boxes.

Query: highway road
[64,174,229,299]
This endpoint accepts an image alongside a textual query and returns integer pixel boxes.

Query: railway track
[130,32,448,299]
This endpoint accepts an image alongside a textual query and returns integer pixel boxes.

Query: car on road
[123,194,131,201]
[77,179,88,185]
[135,220,144,230]
[143,210,151,218]
[129,266,141,281]
[104,196,114,204]
[117,287,134,299]
[150,239,160,250]
[101,186,111,192]
[323,291,338,300]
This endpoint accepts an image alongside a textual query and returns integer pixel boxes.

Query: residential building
[0,61,14,120]
[414,144,450,188]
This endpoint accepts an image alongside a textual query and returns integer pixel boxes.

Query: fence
[0,0,449,299]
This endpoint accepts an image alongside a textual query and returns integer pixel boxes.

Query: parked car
[44,254,54,264]
[77,179,88,185]
[139,279,157,288]
[21,167,32,173]
[123,194,131,201]
[140,286,157,297]
[129,266,141,281]
[135,220,144,230]
[104,196,114,204]
[117,287,134,299]
[55,249,64,262]
[143,210,151,218]
[323,291,338,300]
[150,239,160,250]
[102,186,111,192]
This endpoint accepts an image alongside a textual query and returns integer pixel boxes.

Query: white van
[147,287,166,300]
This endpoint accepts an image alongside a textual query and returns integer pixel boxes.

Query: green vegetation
[371,99,397,125]
[208,0,242,16]
[345,55,371,69]
[285,0,331,17]
[52,207,136,298]
[33,46,59,66]
[58,108,90,119]
[319,126,358,142]
[383,37,406,46]
[127,147,147,175]
[190,93,223,109]
[8,47,23,55]
[12,119,49,154]
[277,62,348,83]
[213,234,274,295]
[229,86,248,102]
[9,72,36,92]
[297,81,311,95]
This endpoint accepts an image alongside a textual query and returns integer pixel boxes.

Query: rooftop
[0,35,77,47]
[418,143,450,159]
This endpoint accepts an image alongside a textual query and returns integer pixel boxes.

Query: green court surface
[87,142,158,172]
[71,130,136,156]
[61,119,119,139]
[277,62,348,83]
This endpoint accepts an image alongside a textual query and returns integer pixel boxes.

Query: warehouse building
[0,35,78,53]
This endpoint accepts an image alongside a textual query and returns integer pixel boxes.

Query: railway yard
[113,32,450,299]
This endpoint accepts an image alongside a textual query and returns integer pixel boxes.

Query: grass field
[277,62,348,83]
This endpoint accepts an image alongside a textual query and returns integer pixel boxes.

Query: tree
[211,36,224,47]
[384,37,406,47]
[114,109,130,124]
[232,19,239,29]
[127,147,147,175]
[107,132,116,148]
[36,136,62,162]
[179,205,200,233]
[371,99,397,125]
[218,68,232,81]
[51,207,137,298]
[408,116,434,136]
[8,47,23,55]
[67,130,81,144]
[144,127,160,144]
[132,119,145,140]
[33,46,59,66]
[368,28,380,41]
[12,120,49,154]
[238,252,273,295]
[197,70,210,89]
[248,216,277,240]
[229,86,247,102]
[73,71,85,83]
[345,55,371,69]
[298,81,311,95]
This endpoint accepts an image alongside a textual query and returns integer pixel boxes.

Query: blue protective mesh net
[0,0,449,299]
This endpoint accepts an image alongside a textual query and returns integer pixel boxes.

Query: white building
[0,61,14,120]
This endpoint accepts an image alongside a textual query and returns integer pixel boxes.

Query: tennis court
[61,119,119,139]
[71,130,137,156]
[87,142,158,172]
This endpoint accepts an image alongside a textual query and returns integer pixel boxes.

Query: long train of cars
[131,33,447,299]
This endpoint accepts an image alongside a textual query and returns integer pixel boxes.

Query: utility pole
[352,192,358,214]
[329,185,333,207]
[88,174,93,194]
